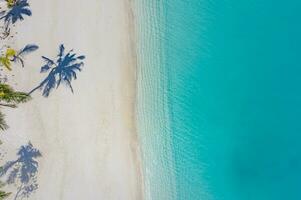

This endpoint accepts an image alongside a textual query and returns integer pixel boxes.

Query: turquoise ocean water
[136,0,301,199]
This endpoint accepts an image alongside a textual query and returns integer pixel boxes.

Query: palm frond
[0,11,6,17]
[17,143,42,158]
[0,84,31,104]
[40,65,51,73]
[58,44,65,57]
[0,161,16,176]
[17,44,38,57]
[0,112,8,131]
[0,192,10,200]
[41,74,56,97]
[4,0,32,24]
[6,168,18,184]
[12,56,24,68]
[57,44,65,63]
[64,78,74,93]
[67,62,84,72]
[56,63,83,89]
[41,56,55,66]
[0,57,12,71]
[0,45,38,69]
[77,55,85,60]
[0,190,11,200]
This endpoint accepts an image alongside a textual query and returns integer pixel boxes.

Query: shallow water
[137,0,301,199]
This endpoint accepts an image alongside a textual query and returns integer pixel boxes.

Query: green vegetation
[6,0,17,8]
[0,48,16,71]
[0,1,36,197]
[0,1,84,198]
[0,84,31,130]
[0,190,10,200]
[0,44,37,130]
[0,181,10,200]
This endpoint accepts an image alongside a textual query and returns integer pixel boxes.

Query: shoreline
[2,0,143,199]
[134,0,178,199]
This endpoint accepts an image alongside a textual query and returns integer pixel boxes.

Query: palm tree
[0,143,41,200]
[0,44,36,131]
[0,84,31,107]
[0,48,15,70]
[0,83,31,130]
[0,0,32,34]
[29,44,85,97]
[0,44,38,70]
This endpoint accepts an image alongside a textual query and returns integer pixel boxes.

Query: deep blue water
[162,0,301,199]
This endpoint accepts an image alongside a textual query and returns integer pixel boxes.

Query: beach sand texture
[1,0,142,199]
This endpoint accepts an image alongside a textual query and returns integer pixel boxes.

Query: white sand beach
[1,0,143,199]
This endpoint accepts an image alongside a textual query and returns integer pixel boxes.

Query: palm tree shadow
[0,142,41,200]
[29,44,86,97]
[0,0,32,37]
[13,44,39,68]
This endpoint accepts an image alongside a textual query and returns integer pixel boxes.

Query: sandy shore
[2,0,143,199]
